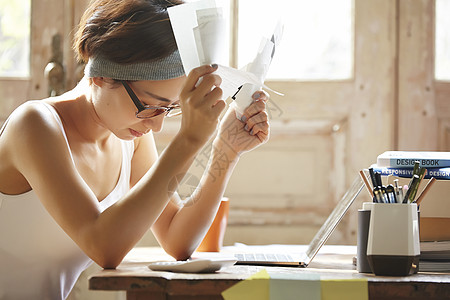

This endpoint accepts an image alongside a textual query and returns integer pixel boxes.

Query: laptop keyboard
[234,253,294,262]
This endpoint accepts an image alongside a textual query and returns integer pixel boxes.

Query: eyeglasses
[120,80,182,119]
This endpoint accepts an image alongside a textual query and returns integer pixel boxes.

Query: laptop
[233,177,364,267]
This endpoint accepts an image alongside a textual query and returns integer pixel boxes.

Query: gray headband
[84,50,185,81]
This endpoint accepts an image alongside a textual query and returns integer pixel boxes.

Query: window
[0,0,31,78]
[237,0,354,80]
[435,0,450,81]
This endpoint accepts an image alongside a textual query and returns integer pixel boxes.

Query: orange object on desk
[197,198,229,252]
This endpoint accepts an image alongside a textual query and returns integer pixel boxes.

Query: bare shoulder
[3,100,60,137]
[3,100,72,170]
[1,101,59,148]
[0,100,74,193]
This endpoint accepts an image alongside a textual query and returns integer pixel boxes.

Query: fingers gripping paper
[168,0,282,118]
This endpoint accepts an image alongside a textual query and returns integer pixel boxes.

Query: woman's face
[92,75,186,140]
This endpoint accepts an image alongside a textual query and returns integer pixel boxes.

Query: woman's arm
[151,91,270,260]
[10,65,225,269]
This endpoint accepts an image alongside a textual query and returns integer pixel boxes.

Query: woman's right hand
[178,64,226,146]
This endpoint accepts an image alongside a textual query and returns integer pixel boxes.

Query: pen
[412,161,420,176]
[375,172,389,203]
[393,179,401,203]
[385,184,397,203]
[373,188,383,203]
[402,185,409,201]
[418,167,427,181]
[410,167,427,202]
[368,168,377,190]
[398,186,404,203]
[403,175,420,203]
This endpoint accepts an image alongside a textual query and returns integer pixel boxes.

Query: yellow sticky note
[321,279,368,300]
[222,269,270,300]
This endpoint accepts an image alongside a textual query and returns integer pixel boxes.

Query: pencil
[414,177,436,205]
[359,170,374,197]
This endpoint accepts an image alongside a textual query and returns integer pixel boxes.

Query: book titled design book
[377,151,450,168]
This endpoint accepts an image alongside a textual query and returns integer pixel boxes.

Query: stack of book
[371,151,450,272]
[372,151,450,180]
[419,241,450,272]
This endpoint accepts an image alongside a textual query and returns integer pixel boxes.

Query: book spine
[371,166,450,180]
[377,158,450,168]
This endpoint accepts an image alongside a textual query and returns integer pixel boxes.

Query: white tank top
[0,102,134,299]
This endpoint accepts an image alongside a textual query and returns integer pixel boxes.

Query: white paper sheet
[231,22,283,118]
[194,7,228,66]
[168,0,222,74]
[168,0,282,114]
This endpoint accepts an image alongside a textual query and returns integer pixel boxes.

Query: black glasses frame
[120,80,181,119]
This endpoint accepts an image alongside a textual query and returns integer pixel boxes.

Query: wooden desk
[89,246,450,300]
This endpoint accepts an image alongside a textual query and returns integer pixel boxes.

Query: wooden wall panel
[435,83,450,151]
[153,116,349,245]
[0,0,65,123]
[28,0,66,100]
[344,0,397,243]
[435,82,450,119]
[0,80,31,123]
[398,0,438,150]
[439,120,450,151]
[266,81,354,120]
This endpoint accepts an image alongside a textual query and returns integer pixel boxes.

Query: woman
[0,0,269,299]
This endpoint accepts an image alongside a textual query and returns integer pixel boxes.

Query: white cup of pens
[357,162,436,276]
[365,202,420,276]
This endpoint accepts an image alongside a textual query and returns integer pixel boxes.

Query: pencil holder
[366,203,420,276]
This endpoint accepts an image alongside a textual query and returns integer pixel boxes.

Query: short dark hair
[74,0,184,64]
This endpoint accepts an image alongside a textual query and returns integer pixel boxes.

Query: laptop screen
[305,176,364,264]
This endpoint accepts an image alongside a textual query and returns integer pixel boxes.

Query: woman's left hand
[213,91,270,158]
